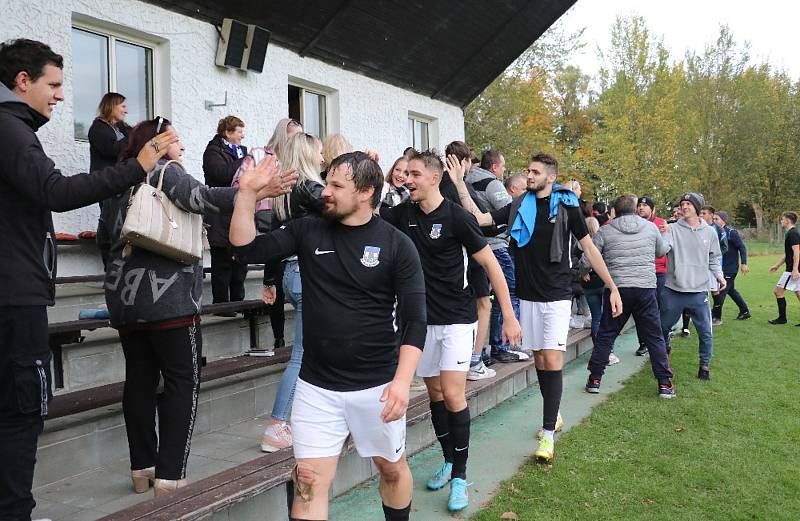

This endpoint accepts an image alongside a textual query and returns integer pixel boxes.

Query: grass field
[472,254,800,521]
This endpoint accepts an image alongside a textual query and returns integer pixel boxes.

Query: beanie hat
[717,210,729,224]
[637,196,655,210]
[679,192,704,215]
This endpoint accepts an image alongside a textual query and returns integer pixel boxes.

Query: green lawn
[472,255,800,521]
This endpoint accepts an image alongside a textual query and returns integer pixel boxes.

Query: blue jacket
[721,225,747,275]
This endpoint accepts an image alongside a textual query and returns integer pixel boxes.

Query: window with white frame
[288,84,327,138]
[71,26,155,140]
[408,115,430,151]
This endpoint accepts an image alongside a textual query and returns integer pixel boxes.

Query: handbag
[121,160,204,265]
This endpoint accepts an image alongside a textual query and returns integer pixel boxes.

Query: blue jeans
[271,260,303,421]
[583,287,604,341]
[489,248,520,351]
[660,287,713,367]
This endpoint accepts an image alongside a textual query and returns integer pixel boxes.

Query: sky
[557,0,800,81]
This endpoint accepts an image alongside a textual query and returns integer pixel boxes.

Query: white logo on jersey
[360,246,380,267]
[430,223,442,239]
[314,248,335,255]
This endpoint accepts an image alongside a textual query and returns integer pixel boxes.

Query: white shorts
[776,272,800,292]
[416,323,477,377]
[291,379,406,462]
[519,299,571,351]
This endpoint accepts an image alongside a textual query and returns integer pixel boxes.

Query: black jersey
[785,227,800,272]
[492,195,588,302]
[381,199,488,325]
[233,215,426,392]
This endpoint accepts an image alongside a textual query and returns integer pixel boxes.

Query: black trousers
[120,322,202,480]
[210,246,248,303]
[712,273,749,319]
[0,306,51,521]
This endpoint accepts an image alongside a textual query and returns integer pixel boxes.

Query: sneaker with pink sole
[260,420,293,452]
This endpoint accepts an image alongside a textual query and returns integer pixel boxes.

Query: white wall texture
[2,0,465,274]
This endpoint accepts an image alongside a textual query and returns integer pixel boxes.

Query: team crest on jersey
[429,223,443,239]
[360,246,381,267]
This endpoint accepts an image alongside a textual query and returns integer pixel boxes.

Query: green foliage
[465,16,800,230]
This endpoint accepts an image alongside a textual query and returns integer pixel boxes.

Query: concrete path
[329,329,648,520]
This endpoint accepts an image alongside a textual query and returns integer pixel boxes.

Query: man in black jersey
[450,152,622,464]
[380,150,521,513]
[768,211,800,325]
[231,152,427,521]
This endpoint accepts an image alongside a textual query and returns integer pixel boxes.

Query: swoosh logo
[457,360,468,364]
[314,248,335,255]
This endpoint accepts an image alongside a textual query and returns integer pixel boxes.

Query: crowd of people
[1,37,799,521]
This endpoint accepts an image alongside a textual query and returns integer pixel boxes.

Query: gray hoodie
[662,218,723,292]
[589,214,669,288]
[465,167,511,250]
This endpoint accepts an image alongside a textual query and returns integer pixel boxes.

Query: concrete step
[32,329,597,521]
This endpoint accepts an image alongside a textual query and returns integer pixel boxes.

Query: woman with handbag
[259,131,327,453]
[103,117,294,497]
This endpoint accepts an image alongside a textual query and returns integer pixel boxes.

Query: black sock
[777,297,787,319]
[448,407,471,480]
[429,400,453,463]
[682,310,690,330]
[383,502,411,521]
[536,369,563,431]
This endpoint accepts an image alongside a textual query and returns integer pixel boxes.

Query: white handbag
[121,160,204,265]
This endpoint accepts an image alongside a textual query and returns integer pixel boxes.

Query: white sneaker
[510,349,530,360]
[467,361,496,381]
[608,352,620,365]
[260,420,293,452]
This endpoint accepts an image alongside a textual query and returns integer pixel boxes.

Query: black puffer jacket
[202,135,246,247]
[0,83,146,306]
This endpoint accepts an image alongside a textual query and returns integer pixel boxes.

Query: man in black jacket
[712,211,751,322]
[0,39,175,520]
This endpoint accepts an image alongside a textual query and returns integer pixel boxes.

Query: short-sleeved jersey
[492,195,588,302]
[233,215,426,391]
[785,227,800,272]
[381,199,488,325]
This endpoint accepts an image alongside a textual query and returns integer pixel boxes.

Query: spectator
[768,211,800,325]
[504,174,526,198]
[593,201,609,225]
[260,132,327,454]
[0,38,177,519]
[267,117,303,163]
[321,133,352,171]
[634,196,668,355]
[580,217,605,345]
[668,204,682,223]
[584,194,674,397]
[103,117,291,497]
[480,148,506,180]
[712,211,751,322]
[381,156,411,207]
[90,92,132,267]
[203,115,249,306]
[658,193,726,380]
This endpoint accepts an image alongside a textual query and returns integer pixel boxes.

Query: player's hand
[379,379,410,423]
[769,265,779,273]
[609,288,623,317]
[261,285,277,305]
[740,264,749,274]
[792,270,800,281]
[717,276,727,291]
[363,149,381,163]
[583,273,591,282]
[501,316,522,347]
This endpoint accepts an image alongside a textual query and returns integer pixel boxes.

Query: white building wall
[2,0,465,274]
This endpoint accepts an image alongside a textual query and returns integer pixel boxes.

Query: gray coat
[589,214,669,289]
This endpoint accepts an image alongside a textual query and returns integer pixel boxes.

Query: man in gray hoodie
[658,193,726,380]
[584,194,675,398]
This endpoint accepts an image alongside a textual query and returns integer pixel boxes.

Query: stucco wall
[2,0,465,274]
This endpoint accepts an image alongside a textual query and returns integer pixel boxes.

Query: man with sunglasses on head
[0,39,179,520]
